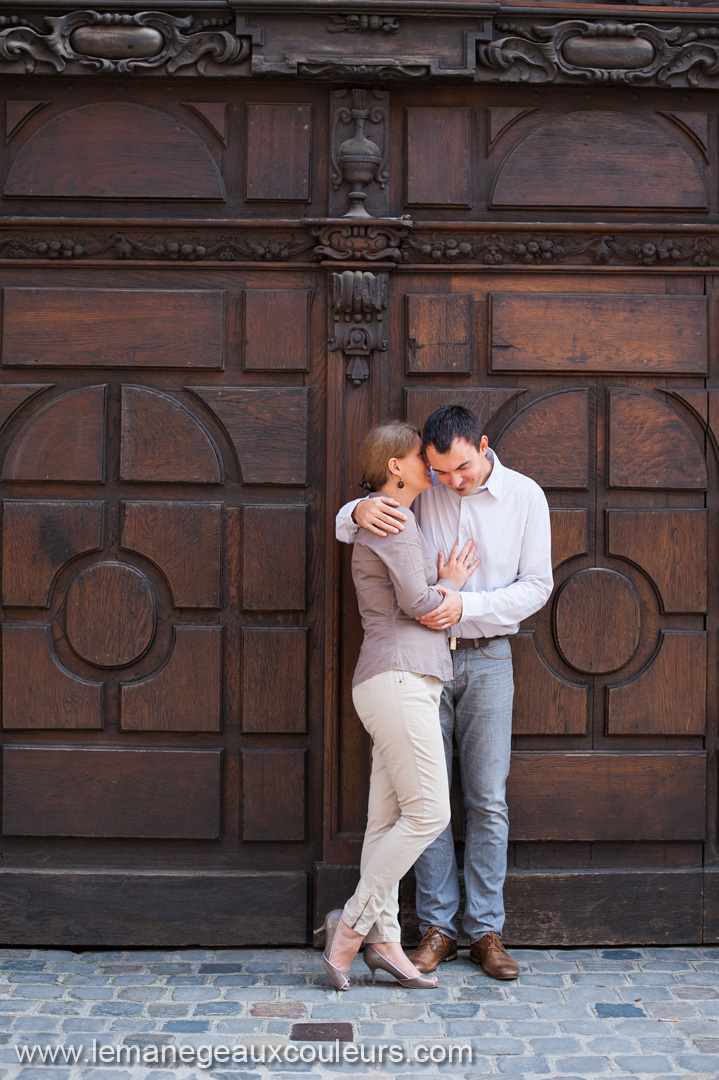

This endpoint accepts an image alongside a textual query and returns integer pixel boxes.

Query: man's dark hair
[421,405,483,454]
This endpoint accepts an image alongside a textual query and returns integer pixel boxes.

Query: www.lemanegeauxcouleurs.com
[16,1038,473,1068]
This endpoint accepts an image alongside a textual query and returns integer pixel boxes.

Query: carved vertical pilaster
[330,89,389,218]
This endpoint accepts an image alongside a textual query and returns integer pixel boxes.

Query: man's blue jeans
[413,636,514,942]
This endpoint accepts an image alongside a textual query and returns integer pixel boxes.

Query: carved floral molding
[4,226,719,269]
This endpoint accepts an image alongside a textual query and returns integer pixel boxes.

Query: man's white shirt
[335,448,553,639]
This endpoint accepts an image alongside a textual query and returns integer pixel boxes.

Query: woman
[317,421,478,990]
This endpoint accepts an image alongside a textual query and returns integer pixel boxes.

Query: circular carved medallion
[555,568,640,675]
[65,563,155,668]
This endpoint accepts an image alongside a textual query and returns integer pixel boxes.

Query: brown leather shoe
[408,926,458,973]
[469,932,519,980]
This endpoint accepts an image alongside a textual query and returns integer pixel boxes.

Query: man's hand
[418,587,463,630]
[352,496,408,537]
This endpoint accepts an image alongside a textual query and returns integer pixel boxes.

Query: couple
[317,405,552,991]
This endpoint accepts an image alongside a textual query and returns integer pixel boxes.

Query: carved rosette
[329,270,388,386]
[0,10,251,75]
[476,19,719,87]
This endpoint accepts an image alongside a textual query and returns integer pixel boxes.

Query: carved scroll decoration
[477,19,719,87]
[0,10,250,75]
[310,221,409,263]
[327,15,400,35]
[329,271,388,386]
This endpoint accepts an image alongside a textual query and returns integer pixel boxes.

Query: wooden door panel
[607,632,707,736]
[608,390,708,489]
[245,104,313,202]
[495,390,590,488]
[2,288,225,368]
[490,293,707,374]
[3,385,106,481]
[607,510,708,613]
[0,262,321,942]
[2,747,222,838]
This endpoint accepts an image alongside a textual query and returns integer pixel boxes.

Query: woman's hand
[437,539,480,588]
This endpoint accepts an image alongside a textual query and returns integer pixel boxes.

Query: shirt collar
[482,448,504,499]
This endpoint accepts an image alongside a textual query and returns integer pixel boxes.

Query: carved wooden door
[0,79,327,945]
[324,83,717,945]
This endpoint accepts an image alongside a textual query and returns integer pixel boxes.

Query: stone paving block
[697,1000,719,1015]
[505,1021,557,1036]
[671,1020,719,1034]
[38,1003,83,1015]
[564,986,622,1003]
[7,973,60,984]
[638,1036,693,1052]
[214,1021,265,1035]
[162,1021,211,1033]
[515,974,565,986]
[172,987,221,1002]
[15,1070,72,1080]
[645,1001,696,1018]
[61,1019,111,1032]
[644,948,703,960]
[510,986,561,1002]
[110,976,163,987]
[673,985,719,999]
[626,973,680,985]
[193,1003,243,1016]
[560,1019,630,1035]
[612,1020,677,1035]
[146,1004,192,1018]
[570,973,629,986]
[11,985,65,998]
[617,986,673,1002]
[693,1037,719,1052]
[223,989,277,1001]
[214,977,261,987]
[0,1000,33,1012]
[529,1037,583,1054]
[307,1005,368,1021]
[602,949,644,960]
[67,988,115,1000]
[90,1004,144,1017]
[677,972,719,985]
[555,1057,611,1073]
[12,1018,62,1031]
[483,1004,534,1019]
[533,1004,593,1020]
[614,1055,673,1072]
[585,1036,640,1053]
[529,961,579,973]
[429,1003,480,1019]
[495,1055,551,1074]
[594,1002,645,1018]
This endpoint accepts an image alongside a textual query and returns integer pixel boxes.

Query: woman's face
[397,439,432,493]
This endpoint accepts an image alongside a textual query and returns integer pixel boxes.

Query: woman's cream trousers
[343,669,451,942]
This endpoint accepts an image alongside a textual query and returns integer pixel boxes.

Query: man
[335,405,552,979]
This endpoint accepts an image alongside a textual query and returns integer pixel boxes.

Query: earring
[397,480,404,489]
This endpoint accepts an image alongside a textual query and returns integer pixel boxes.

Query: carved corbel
[329,270,388,386]
[308,219,411,264]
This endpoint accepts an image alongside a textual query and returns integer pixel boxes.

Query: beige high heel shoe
[314,909,351,991]
[363,944,438,989]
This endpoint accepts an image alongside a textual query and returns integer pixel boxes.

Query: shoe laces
[482,932,506,954]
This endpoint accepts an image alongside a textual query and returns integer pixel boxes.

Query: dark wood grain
[244,290,310,370]
[550,508,588,571]
[65,563,155,668]
[3,289,225,369]
[241,749,306,841]
[242,628,307,733]
[491,111,707,210]
[495,390,589,488]
[5,102,224,199]
[491,293,707,374]
[512,632,588,736]
[608,390,707,489]
[607,509,708,613]
[245,103,312,202]
[406,293,471,374]
[2,747,222,838]
[507,753,706,841]
[2,499,103,607]
[121,500,222,609]
[3,385,105,482]
[120,387,221,483]
[0,870,307,945]
[406,106,470,206]
[2,624,102,729]
[120,626,222,732]
[189,387,308,486]
[555,569,640,675]
[242,505,306,611]
[607,632,707,736]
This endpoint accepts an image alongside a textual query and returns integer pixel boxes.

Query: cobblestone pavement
[0,946,717,1078]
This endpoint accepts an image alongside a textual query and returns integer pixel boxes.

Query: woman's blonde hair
[360,421,421,492]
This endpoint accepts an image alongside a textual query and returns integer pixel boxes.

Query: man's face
[424,435,490,497]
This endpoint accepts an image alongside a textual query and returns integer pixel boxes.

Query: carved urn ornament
[333,90,386,218]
